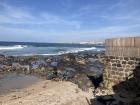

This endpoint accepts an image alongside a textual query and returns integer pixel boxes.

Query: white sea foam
[12,47,99,56]
[58,47,97,54]
[0,45,27,50]
[13,53,60,56]
[41,47,97,55]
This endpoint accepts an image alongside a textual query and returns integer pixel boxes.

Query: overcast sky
[0,0,140,43]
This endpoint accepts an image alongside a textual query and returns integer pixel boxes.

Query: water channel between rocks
[0,73,41,95]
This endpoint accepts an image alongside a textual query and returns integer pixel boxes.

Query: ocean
[0,41,105,56]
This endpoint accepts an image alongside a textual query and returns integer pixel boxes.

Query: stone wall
[103,56,140,88]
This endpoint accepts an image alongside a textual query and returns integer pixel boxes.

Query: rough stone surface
[103,56,140,88]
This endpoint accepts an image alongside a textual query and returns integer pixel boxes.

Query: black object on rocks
[96,96,115,105]
[87,74,103,96]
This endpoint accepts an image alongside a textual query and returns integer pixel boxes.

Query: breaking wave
[0,45,27,50]
[14,47,97,56]
[57,47,97,54]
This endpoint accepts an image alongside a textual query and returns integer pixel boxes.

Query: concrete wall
[105,37,140,58]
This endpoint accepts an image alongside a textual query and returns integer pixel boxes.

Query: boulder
[60,67,76,80]
[71,73,93,91]
[50,62,58,67]
[88,58,96,63]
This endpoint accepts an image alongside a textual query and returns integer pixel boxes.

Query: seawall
[103,37,140,88]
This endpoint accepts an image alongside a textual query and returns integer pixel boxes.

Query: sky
[0,0,140,43]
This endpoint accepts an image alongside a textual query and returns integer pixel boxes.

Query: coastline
[0,44,139,104]
[0,51,104,105]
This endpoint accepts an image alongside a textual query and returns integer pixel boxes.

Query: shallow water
[0,73,41,95]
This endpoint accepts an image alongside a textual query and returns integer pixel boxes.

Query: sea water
[0,42,105,56]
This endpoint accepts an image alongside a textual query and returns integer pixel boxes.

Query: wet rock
[12,63,22,71]
[31,64,39,69]
[88,66,102,76]
[76,59,86,64]
[88,58,96,63]
[46,71,55,80]
[50,62,58,67]
[0,51,105,91]
[22,65,30,74]
[71,73,93,91]
[31,60,47,70]
[60,67,76,80]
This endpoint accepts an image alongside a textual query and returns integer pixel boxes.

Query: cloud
[71,0,140,24]
[100,0,140,21]
[0,2,35,24]
[0,2,81,29]
[0,3,32,19]
[1,23,139,41]
[0,0,139,42]
[40,13,81,28]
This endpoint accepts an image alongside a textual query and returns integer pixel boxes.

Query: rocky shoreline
[0,51,105,91]
[0,51,140,105]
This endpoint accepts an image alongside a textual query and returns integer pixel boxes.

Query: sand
[0,80,93,105]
